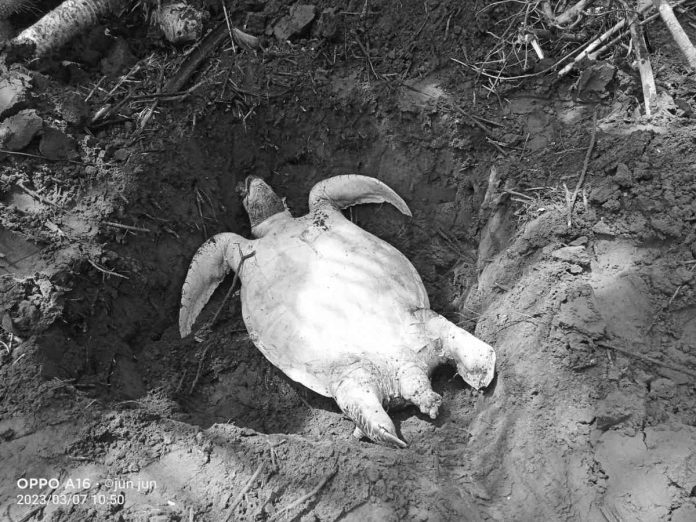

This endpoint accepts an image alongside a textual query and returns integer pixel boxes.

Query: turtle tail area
[422,311,497,391]
[332,367,407,449]
[179,233,249,337]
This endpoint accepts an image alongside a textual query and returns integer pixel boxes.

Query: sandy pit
[1,1,696,520]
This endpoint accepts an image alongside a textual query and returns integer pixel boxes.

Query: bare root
[542,0,597,27]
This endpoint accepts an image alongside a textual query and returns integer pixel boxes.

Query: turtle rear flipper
[308,174,412,217]
[332,366,407,448]
[179,232,250,337]
[423,312,496,390]
[397,363,442,419]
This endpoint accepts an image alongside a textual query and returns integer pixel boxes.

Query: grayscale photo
[0,0,695,520]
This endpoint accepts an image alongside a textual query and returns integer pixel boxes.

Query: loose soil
[1,1,696,521]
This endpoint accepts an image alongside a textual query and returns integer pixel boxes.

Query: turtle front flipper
[179,233,251,337]
[422,311,496,391]
[308,175,412,217]
[332,366,407,448]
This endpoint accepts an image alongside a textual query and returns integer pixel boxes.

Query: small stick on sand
[226,462,266,520]
[175,368,188,394]
[221,0,237,53]
[189,344,210,394]
[652,0,696,69]
[1,149,83,165]
[361,0,369,19]
[567,109,598,228]
[103,221,151,233]
[355,36,381,80]
[268,468,338,521]
[646,263,696,331]
[253,489,276,519]
[87,259,129,279]
[598,342,696,379]
[16,181,60,208]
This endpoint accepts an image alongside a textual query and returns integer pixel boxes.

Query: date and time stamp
[14,477,157,507]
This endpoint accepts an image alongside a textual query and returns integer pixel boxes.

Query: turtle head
[238,176,288,236]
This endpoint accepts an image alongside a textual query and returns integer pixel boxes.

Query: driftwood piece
[652,0,696,69]
[9,0,128,58]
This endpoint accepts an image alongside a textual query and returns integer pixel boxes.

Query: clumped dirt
[1,1,696,521]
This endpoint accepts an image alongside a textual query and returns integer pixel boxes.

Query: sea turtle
[179,175,496,447]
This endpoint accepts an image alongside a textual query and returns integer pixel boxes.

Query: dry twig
[355,36,381,80]
[268,468,338,521]
[646,263,696,332]
[103,221,151,233]
[0,149,83,164]
[189,344,210,394]
[175,368,188,394]
[16,181,59,208]
[622,0,657,116]
[567,109,598,227]
[225,462,266,521]
[87,259,129,279]
[599,342,696,379]
[221,0,237,53]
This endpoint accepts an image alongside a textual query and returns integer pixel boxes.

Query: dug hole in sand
[1,1,696,520]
